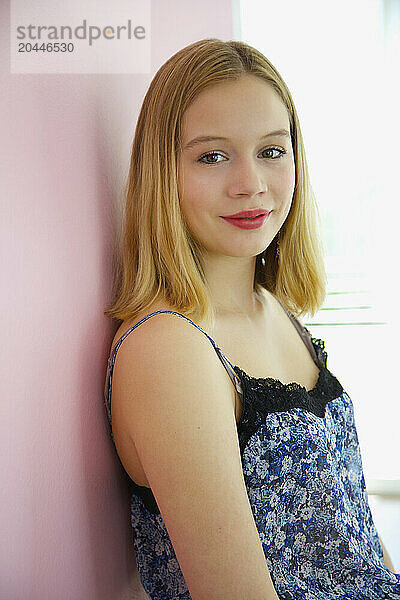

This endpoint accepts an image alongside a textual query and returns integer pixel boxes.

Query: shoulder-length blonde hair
[104,38,327,330]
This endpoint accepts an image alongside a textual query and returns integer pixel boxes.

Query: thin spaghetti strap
[213,347,243,396]
[275,298,319,366]
[108,310,242,394]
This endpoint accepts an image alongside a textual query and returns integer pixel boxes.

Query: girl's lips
[223,209,271,219]
[220,212,271,230]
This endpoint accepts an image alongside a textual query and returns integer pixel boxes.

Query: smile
[220,213,271,230]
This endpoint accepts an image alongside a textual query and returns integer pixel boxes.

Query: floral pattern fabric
[104,310,400,599]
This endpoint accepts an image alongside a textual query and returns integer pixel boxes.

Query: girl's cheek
[278,163,296,193]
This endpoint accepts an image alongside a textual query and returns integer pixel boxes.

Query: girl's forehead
[189,77,279,106]
[181,96,289,144]
[182,80,287,127]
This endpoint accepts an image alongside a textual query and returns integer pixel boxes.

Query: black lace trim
[129,480,160,515]
[234,335,344,456]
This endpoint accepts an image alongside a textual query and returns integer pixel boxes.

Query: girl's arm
[113,315,280,600]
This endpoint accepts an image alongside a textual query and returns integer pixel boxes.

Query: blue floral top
[104,307,400,600]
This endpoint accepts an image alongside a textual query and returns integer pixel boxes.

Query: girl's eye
[197,146,286,165]
[260,147,286,160]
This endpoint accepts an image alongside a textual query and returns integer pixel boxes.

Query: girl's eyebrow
[184,128,290,150]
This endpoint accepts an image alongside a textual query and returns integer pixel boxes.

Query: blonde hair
[104,38,327,331]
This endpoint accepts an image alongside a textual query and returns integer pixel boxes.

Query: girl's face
[178,74,296,259]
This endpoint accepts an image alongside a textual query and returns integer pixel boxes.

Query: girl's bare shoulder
[111,300,179,349]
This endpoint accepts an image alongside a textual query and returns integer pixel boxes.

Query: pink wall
[0,2,236,598]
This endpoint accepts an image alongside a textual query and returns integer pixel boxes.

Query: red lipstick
[223,209,270,219]
[221,209,272,230]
